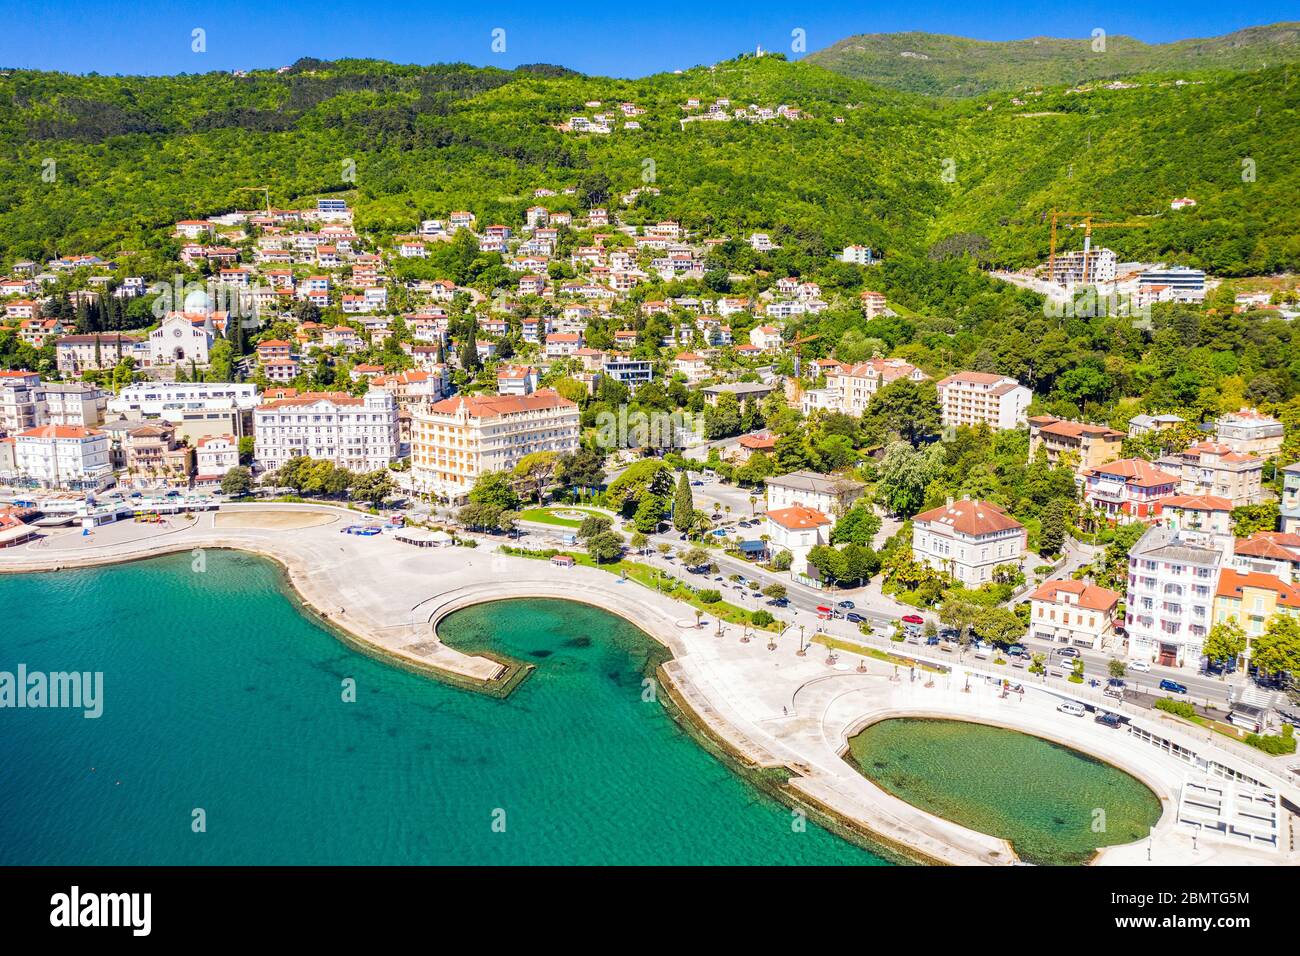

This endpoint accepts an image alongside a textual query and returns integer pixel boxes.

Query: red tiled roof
[1216,569,1300,608]
[259,391,360,409]
[1159,494,1233,512]
[16,425,103,439]
[1029,579,1120,612]
[1085,458,1178,488]
[913,499,1024,536]
[425,389,575,418]
[766,506,832,531]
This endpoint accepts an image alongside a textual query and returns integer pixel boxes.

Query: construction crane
[790,332,820,380]
[1046,209,1151,286]
[238,185,273,216]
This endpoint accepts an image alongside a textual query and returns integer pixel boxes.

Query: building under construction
[1047,247,1118,286]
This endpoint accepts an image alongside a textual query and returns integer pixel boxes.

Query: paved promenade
[2,503,1294,866]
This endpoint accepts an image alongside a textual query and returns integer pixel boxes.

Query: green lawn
[501,546,779,631]
[813,634,942,671]
[517,506,609,529]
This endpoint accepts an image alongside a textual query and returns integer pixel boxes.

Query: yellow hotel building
[1213,569,1300,647]
[410,389,579,502]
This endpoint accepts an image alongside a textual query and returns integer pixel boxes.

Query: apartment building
[1282,463,1300,534]
[819,358,927,416]
[42,382,108,427]
[601,356,654,392]
[1027,415,1124,477]
[10,425,113,490]
[1137,266,1206,302]
[56,333,148,374]
[123,424,194,487]
[1125,527,1231,668]
[253,389,400,472]
[1028,580,1121,651]
[1128,413,1185,438]
[1214,408,1284,459]
[765,506,833,579]
[1155,494,1233,536]
[410,389,580,502]
[765,471,865,517]
[1157,442,1264,508]
[673,352,710,384]
[108,382,260,440]
[1232,532,1300,583]
[195,435,240,484]
[911,497,1026,586]
[496,366,539,397]
[1082,458,1179,523]
[936,371,1031,431]
[0,371,44,435]
[1213,570,1300,658]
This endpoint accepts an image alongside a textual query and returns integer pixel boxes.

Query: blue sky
[0,2,1292,77]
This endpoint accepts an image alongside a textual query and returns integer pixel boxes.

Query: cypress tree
[672,472,694,532]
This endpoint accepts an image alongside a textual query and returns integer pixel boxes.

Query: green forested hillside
[804,23,1300,95]
[0,52,1296,276]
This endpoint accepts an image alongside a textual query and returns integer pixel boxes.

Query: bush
[751,610,774,627]
[1245,724,1296,755]
[698,589,722,604]
[1154,697,1198,720]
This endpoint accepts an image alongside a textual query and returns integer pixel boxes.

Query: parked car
[1006,644,1029,659]
[846,612,864,624]
[1056,647,1081,660]
[925,635,940,646]
[1057,701,1086,717]
[901,614,924,626]
[769,597,789,607]
[1128,660,1151,673]
[938,628,960,643]
[1094,712,1123,728]
[1159,678,1188,695]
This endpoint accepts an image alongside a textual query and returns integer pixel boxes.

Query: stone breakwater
[2,503,1289,866]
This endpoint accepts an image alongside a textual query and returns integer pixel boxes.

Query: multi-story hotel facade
[935,371,1031,432]
[253,389,400,472]
[410,389,580,502]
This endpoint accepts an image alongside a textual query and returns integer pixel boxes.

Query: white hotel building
[935,371,1031,432]
[410,390,579,502]
[911,497,1027,586]
[10,425,113,490]
[253,389,400,472]
[1125,526,1231,668]
[109,382,261,438]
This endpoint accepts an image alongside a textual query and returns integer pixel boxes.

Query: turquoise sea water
[0,551,885,865]
[847,717,1163,865]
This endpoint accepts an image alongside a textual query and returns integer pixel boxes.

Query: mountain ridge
[804,22,1300,95]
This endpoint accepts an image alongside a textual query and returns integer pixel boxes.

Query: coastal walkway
[1,502,1293,866]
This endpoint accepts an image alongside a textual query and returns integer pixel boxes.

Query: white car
[1057,701,1086,717]
[1128,660,1152,673]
